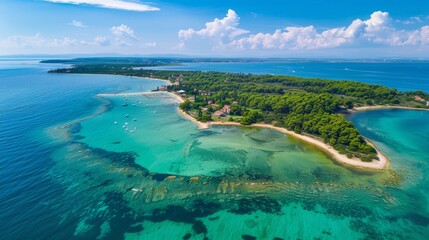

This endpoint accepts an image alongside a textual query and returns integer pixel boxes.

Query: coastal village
[154,74,236,121]
[154,73,429,123]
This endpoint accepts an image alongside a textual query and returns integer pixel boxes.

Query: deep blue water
[149,61,429,92]
[0,61,162,239]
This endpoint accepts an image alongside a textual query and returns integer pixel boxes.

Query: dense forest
[49,64,429,162]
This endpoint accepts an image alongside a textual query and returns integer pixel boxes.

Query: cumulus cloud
[177,10,429,51]
[44,0,159,12]
[178,9,249,47]
[94,35,110,46]
[398,26,429,46]
[110,24,139,47]
[111,24,135,38]
[228,11,429,50]
[69,20,87,28]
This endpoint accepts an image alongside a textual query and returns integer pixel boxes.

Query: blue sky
[1,0,428,57]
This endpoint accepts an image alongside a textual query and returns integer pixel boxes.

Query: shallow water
[1,60,429,239]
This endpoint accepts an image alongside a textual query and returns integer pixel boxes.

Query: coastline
[96,90,212,130]
[250,124,388,170]
[351,105,429,112]
[97,91,174,97]
[129,75,172,85]
[173,103,389,170]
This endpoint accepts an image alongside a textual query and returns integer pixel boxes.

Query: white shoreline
[97,91,174,97]
[204,121,388,170]
[351,105,429,112]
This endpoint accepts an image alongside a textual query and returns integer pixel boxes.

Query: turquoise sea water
[1,59,429,239]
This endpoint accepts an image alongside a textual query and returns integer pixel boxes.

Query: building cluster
[168,74,184,86]
[413,95,429,106]
[212,105,231,117]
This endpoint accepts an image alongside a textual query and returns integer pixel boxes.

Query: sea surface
[0,59,429,239]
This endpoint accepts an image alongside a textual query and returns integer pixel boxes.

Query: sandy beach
[97,90,178,98]
[177,110,389,170]
[251,124,388,170]
[352,105,429,112]
[178,108,210,130]
[129,76,172,85]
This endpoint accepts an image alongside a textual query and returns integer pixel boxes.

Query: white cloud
[54,36,112,46]
[178,9,249,47]
[69,20,87,28]
[412,16,423,23]
[228,11,429,50]
[399,26,429,46]
[176,10,429,52]
[94,35,110,46]
[174,40,185,50]
[0,34,46,48]
[44,0,159,12]
[110,24,138,47]
[53,37,82,46]
[364,11,391,33]
[398,16,423,25]
[0,33,112,50]
[0,33,162,54]
[111,24,135,38]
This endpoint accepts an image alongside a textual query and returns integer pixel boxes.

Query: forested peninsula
[48,62,429,167]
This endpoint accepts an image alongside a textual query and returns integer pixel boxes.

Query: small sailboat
[133,118,137,122]
[122,103,129,106]
[114,121,118,125]
[125,114,129,118]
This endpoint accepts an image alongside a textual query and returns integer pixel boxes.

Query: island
[47,59,429,170]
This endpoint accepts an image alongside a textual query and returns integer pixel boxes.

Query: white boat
[132,188,144,192]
